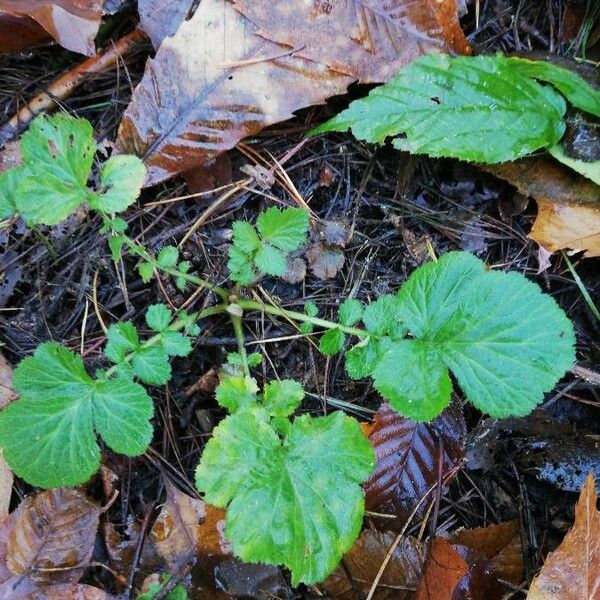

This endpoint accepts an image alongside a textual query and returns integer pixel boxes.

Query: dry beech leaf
[0,353,15,518]
[416,538,467,600]
[527,473,600,600]
[234,0,470,82]
[22,584,118,599]
[0,1,106,55]
[0,14,50,54]
[117,0,469,185]
[138,0,196,49]
[530,201,600,258]
[7,488,100,583]
[322,529,426,600]
[451,521,523,585]
[365,402,465,528]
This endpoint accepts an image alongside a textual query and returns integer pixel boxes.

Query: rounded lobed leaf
[90,154,146,213]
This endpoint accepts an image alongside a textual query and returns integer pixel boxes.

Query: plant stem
[235,299,369,338]
[230,314,251,377]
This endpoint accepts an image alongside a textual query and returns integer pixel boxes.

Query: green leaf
[139,261,154,283]
[339,298,363,326]
[157,246,179,268]
[232,221,260,253]
[105,322,140,363]
[15,114,96,225]
[90,154,146,213]
[254,243,287,276]
[345,338,392,380]
[256,207,310,252]
[228,245,256,285]
[132,346,171,385]
[0,342,153,488]
[160,331,192,357]
[108,235,125,261]
[395,252,576,418]
[549,144,600,185]
[372,340,452,421]
[311,54,566,163]
[507,57,600,118]
[146,304,172,332]
[0,167,25,219]
[300,302,318,334]
[247,352,263,367]
[215,374,259,413]
[362,295,406,339]
[261,380,304,417]
[319,328,346,355]
[195,410,375,585]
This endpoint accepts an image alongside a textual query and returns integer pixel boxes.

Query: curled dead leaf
[0,13,50,54]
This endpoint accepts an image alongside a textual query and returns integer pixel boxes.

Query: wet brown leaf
[22,584,118,599]
[365,402,465,527]
[322,529,426,600]
[0,14,50,54]
[529,201,600,258]
[306,242,345,279]
[7,488,100,583]
[527,473,600,600]
[138,0,196,49]
[234,0,470,82]
[416,538,467,600]
[0,1,106,55]
[0,352,15,518]
[117,0,469,185]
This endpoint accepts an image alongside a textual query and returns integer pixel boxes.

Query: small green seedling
[0,113,578,586]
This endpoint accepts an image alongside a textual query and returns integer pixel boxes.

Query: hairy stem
[230,314,251,377]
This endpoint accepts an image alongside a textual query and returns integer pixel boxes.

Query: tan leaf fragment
[0,1,105,55]
[117,0,470,185]
[416,538,467,600]
[527,473,600,600]
[138,0,196,49]
[7,489,100,583]
[321,529,426,600]
[530,200,600,258]
[22,584,119,599]
[0,353,15,518]
[234,0,471,82]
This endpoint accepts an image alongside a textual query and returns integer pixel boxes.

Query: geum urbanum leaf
[195,408,375,585]
[311,54,567,163]
[363,252,576,421]
[256,207,310,252]
[0,342,153,488]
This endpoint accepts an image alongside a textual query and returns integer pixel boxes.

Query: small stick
[0,29,147,145]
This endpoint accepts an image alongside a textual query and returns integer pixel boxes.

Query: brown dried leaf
[138,0,196,49]
[322,529,426,600]
[234,0,470,82]
[23,584,118,599]
[365,403,465,527]
[306,241,345,279]
[7,489,100,583]
[416,538,467,600]
[0,1,105,55]
[0,14,50,54]
[0,352,15,518]
[117,0,469,185]
[527,473,600,600]
[530,201,600,258]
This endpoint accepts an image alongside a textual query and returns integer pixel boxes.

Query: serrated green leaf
[319,328,346,355]
[0,166,25,219]
[228,245,256,285]
[105,321,140,363]
[372,340,452,421]
[161,331,192,357]
[232,221,260,253]
[261,380,304,417]
[132,345,171,385]
[146,304,172,332]
[507,57,600,118]
[15,114,96,225]
[89,154,146,213]
[254,243,287,276]
[195,410,374,585]
[339,298,363,326]
[549,144,600,185]
[108,235,125,261]
[256,207,309,252]
[247,352,263,367]
[157,246,179,268]
[395,252,576,418]
[345,338,392,380]
[304,301,318,317]
[362,294,406,339]
[311,54,566,164]
[0,342,153,488]
[215,374,258,413]
[139,261,154,283]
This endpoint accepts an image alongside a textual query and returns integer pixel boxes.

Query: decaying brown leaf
[117,0,469,185]
[530,200,600,258]
[138,0,196,49]
[0,353,15,518]
[0,0,106,55]
[365,402,465,527]
[416,538,467,600]
[234,0,470,82]
[22,584,118,599]
[7,488,100,583]
[0,13,50,54]
[527,473,600,600]
[322,529,426,600]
